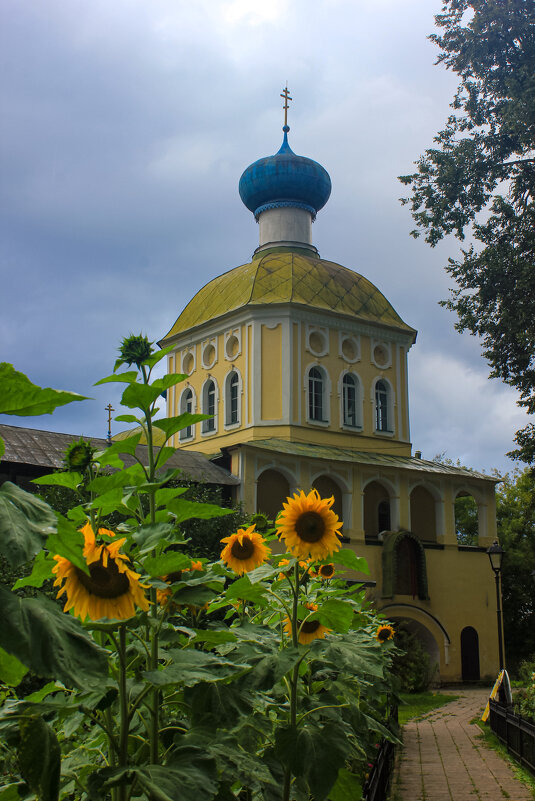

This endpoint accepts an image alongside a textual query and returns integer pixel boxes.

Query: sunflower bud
[117,334,153,368]
[64,438,95,472]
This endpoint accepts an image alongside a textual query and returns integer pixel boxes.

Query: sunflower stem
[118,624,129,801]
[282,563,301,801]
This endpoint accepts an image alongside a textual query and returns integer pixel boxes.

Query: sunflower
[284,602,331,645]
[276,489,342,560]
[220,525,270,575]
[156,560,204,606]
[277,557,310,580]
[314,563,336,580]
[375,624,395,643]
[52,522,149,621]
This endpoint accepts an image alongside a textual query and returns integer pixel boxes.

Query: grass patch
[398,691,459,725]
[472,719,535,798]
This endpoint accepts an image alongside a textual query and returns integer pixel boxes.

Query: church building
[157,96,501,684]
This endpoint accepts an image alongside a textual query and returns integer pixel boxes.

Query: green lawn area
[398,692,459,725]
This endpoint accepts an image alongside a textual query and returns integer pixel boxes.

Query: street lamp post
[486,540,505,670]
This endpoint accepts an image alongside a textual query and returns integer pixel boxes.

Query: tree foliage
[496,468,535,672]
[399,0,535,463]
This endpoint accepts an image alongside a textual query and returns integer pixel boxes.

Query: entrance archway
[461,626,480,681]
[256,469,290,522]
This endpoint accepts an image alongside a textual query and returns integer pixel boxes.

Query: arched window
[257,469,291,522]
[363,481,391,537]
[455,492,479,545]
[312,475,344,530]
[342,374,358,427]
[375,380,389,432]
[308,367,325,422]
[226,372,239,425]
[202,379,216,433]
[179,388,193,441]
[395,537,420,596]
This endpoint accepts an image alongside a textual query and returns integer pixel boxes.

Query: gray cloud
[1,0,529,473]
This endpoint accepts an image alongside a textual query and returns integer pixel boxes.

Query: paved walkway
[392,688,534,801]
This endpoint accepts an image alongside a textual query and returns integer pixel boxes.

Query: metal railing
[489,699,535,776]
[362,705,398,801]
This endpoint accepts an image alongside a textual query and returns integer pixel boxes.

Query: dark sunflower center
[301,619,321,634]
[231,537,255,560]
[295,511,326,543]
[166,571,183,583]
[320,565,335,578]
[76,557,130,599]
[378,628,391,642]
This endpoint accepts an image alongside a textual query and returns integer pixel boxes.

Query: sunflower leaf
[0,363,87,416]
[141,343,176,369]
[18,714,61,801]
[315,600,353,633]
[152,413,209,440]
[328,767,362,801]
[96,434,142,462]
[32,472,84,490]
[143,649,244,687]
[87,751,218,801]
[143,552,194,577]
[246,563,280,584]
[274,720,350,800]
[46,516,88,575]
[121,382,165,411]
[95,371,139,385]
[132,523,177,552]
[224,576,268,604]
[0,647,29,686]
[13,550,55,589]
[0,587,109,688]
[241,647,302,691]
[333,549,370,574]
[185,682,252,728]
[167,498,234,524]
[0,482,56,567]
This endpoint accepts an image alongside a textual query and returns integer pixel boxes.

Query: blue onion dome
[239,126,332,221]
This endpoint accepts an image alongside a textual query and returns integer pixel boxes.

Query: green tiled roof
[242,439,499,482]
[160,248,416,341]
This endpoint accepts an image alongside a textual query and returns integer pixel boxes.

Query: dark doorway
[461,626,480,681]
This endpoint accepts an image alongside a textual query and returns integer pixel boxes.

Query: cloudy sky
[0,0,529,475]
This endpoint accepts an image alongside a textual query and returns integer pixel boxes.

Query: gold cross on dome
[280,85,292,126]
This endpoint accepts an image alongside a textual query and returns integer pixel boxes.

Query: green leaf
[87,463,146,494]
[154,487,188,508]
[97,433,142,462]
[224,576,268,604]
[132,523,177,552]
[153,413,209,440]
[143,649,244,687]
[88,749,218,801]
[167,498,234,524]
[0,363,87,416]
[0,785,26,801]
[152,374,189,393]
[0,646,28,686]
[94,371,139,385]
[190,629,237,645]
[0,587,109,688]
[185,682,252,727]
[18,714,61,801]
[143,552,193,577]
[141,343,176,370]
[32,472,83,490]
[242,647,302,691]
[121,382,163,410]
[274,721,350,800]
[13,550,55,589]
[333,549,370,574]
[0,482,56,567]
[328,768,362,801]
[315,599,353,633]
[114,414,140,423]
[46,516,88,574]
